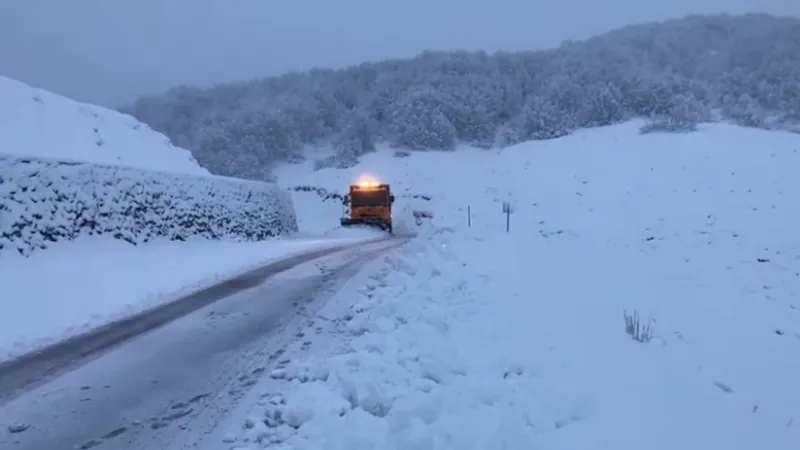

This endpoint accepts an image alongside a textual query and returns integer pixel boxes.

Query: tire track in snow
[0,238,408,450]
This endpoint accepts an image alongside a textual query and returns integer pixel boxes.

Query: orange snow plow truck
[340,177,395,234]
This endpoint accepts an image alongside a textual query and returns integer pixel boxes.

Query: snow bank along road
[0,236,408,450]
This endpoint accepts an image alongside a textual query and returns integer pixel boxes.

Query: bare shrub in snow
[312,155,337,171]
[623,310,653,343]
[639,116,697,134]
[288,185,345,203]
[640,92,712,134]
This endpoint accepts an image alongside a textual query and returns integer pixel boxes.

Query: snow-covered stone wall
[0,155,298,256]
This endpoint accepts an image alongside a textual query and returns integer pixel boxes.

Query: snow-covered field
[222,120,800,449]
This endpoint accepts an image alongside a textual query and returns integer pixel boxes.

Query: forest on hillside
[122,13,800,181]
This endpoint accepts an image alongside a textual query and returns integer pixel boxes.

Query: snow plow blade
[340,217,393,233]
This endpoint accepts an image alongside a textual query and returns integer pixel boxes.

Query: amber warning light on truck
[355,175,380,188]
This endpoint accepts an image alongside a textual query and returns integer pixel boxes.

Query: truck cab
[340,182,395,233]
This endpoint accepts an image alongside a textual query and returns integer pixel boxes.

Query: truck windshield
[351,190,388,207]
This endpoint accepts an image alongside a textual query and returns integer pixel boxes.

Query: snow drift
[0,76,298,256]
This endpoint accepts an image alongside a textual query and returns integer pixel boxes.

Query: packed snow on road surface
[219,120,799,450]
[0,234,379,364]
[0,77,382,364]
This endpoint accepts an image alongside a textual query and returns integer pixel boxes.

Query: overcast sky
[1,0,797,107]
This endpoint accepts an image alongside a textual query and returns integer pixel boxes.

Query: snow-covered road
[0,231,386,363]
[0,238,407,450]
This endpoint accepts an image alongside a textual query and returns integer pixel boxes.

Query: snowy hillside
[0,76,298,257]
[125,14,800,181]
[229,122,800,449]
[0,75,207,175]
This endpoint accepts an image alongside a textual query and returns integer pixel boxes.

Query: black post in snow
[502,201,512,232]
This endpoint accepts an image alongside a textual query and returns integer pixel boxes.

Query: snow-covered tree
[640,91,711,133]
[511,95,573,141]
[387,85,458,150]
[330,108,377,168]
[119,13,800,179]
